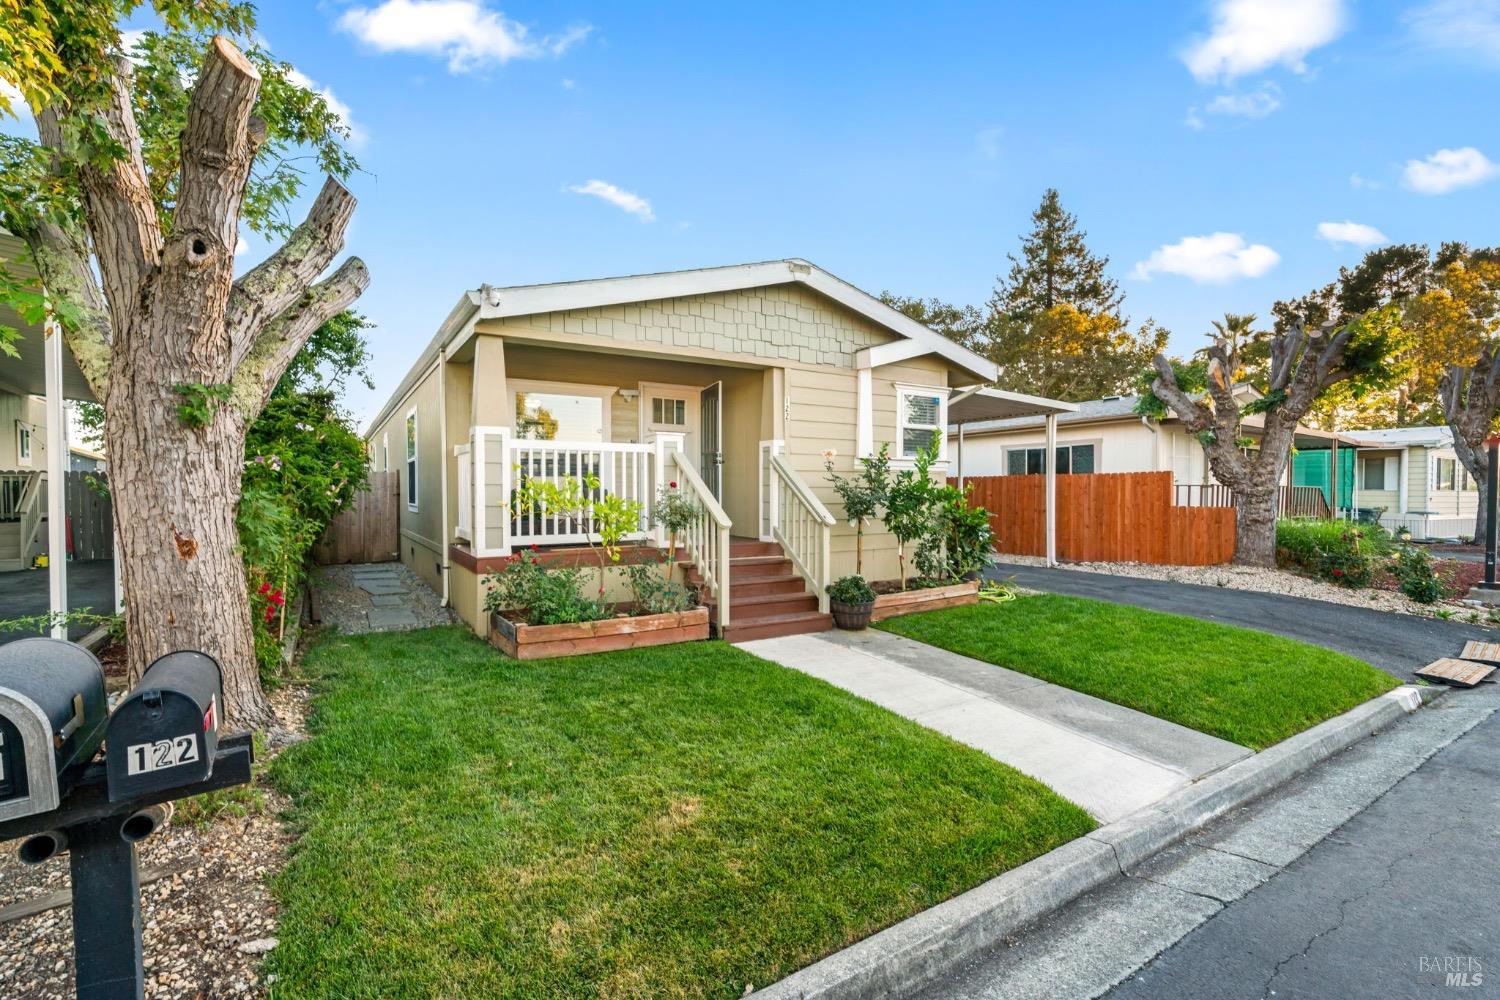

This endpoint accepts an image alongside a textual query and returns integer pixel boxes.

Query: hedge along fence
[954,471,1235,566]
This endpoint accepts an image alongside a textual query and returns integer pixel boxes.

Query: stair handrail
[668,450,733,627]
[768,452,835,612]
[16,472,43,565]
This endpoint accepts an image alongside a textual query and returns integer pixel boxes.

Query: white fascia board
[476,260,801,320]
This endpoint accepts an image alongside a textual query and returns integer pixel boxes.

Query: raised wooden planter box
[869,579,980,622]
[488,607,710,659]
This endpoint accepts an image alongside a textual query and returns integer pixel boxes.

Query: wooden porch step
[688,572,807,598]
[721,610,834,643]
[727,555,795,579]
[709,590,819,619]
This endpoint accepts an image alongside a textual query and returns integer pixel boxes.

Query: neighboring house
[950,391,1345,512]
[0,390,47,470]
[364,259,1067,640]
[68,446,106,473]
[1343,426,1477,541]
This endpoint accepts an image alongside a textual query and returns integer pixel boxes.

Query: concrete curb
[751,684,1436,1000]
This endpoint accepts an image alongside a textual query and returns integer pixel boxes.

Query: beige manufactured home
[365,259,1068,640]
[1345,426,1479,540]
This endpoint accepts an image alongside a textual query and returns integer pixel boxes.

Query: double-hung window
[896,385,947,461]
[16,423,31,465]
[1435,457,1457,492]
[405,410,418,511]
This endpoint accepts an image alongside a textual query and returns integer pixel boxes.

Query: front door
[700,381,723,502]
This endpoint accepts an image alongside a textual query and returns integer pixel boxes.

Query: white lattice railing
[668,449,733,625]
[768,451,835,613]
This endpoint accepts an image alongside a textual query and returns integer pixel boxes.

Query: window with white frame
[16,423,31,465]
[510,381,612,442]
[1361,455,1396,491]
[382,432,389,473]
[650,395,687,427]
[896,385,947,460]
[1435,457,1457,491]
[405,410,418,511]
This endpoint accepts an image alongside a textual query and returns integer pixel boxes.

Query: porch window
[650,396,687,427]
[405,409,418,511]
[1007,443,1096,476]
[1436,457,1457,491]
[1361,456,1387,490]
[16,423,31,465]
[512,382,611,442]
[896,385,948,460]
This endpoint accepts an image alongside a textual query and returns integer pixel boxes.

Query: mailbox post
[0,640,252,1000]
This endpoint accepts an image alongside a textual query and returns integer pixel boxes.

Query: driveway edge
[751,684,1437,1000]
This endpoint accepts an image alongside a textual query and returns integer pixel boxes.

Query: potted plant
[826,574,877,630]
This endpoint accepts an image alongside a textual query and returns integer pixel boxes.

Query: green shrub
[483,552,609,626]
[826,575,877,604]
[1276,518,1391,587]
[1390,546,1445,604]
[622,560,696,614]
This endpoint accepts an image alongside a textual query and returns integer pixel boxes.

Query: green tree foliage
[272,310,374,399]
[886,190,1167,401]
[1273,243,1500,427]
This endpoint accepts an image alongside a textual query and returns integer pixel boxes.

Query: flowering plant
[652,480,701,578]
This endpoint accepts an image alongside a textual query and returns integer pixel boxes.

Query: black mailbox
[106,651,223,802]
[0,637,109,822]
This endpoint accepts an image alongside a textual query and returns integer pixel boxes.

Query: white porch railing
[767,448,835,613]
[453,443,472,542]
[1,471,45,564]
[667,449,733,625]
[0,471,35,522]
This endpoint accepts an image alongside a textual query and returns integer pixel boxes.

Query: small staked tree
[1440,346,1500,543]
[1141,308,1407,566]
[1,7,367,728]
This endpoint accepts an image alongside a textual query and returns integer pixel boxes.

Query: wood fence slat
[957,470,1234,566]
[314,470,400,565]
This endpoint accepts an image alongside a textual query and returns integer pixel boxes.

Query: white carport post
[956,423,966,490]
[1044,411,1058,567]
[43,304,68,638]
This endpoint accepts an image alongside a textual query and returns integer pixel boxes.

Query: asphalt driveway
[987,564,1491,679]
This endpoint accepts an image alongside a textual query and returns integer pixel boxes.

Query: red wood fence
[955,471,1235,566]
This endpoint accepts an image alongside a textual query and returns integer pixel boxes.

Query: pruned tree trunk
[21,38,368,730]
[1440,345,1500,545]
[1233,487,1278,566]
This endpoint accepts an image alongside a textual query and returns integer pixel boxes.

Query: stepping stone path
[316,562,456,634]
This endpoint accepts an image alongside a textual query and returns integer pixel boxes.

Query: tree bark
[1233,487,1279,566]
[28,37,365,731]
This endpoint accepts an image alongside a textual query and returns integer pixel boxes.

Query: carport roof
[0,230,96,402]
[949,386,1077,425]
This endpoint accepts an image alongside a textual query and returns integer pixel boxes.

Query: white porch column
[1044,411,1058,567]
[957,423,966,490]
[44,307,67,638]
[1398,449,1409,514]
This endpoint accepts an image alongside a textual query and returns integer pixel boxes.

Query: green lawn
[267,627,1094,999]
[877,595,1399,750]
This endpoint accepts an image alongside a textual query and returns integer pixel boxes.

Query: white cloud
[1183,0,1346,82]
[285,68,367,147]
[234,236,249,257]
[1406,0,1500,63]
[1205,85,1281,118]
[1133,233,1280,283]
[561,78,576,90]
[1317,221,1388,246]
[568,179,654,222]
[1403,146,1499,194]
[338,0,590,73]
[1349,172,1383,190]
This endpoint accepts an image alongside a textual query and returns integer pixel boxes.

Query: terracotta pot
[830,598,876,630]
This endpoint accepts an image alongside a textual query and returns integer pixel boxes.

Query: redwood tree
[1,10,366,727]
[1440,346,1500,543]
[1142,308,1406,566]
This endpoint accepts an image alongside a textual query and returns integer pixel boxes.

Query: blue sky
[86,2,1500,420]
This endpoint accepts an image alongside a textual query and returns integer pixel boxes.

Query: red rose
[531,544,540,552]
[258,581,271,595]
[1332,569,1344,577]
[669,481,678,489]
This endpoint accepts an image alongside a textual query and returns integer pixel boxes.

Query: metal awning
[949,386,1077,425]
[949,386,1076,568]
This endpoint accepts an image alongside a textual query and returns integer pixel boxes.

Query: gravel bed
[313,561,457,634]
[0,684,311,999]
[990,553,1484,619]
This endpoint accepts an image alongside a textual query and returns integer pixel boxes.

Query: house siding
[367,365,445,592]
[0,392,47,469]
[480,283,898,368]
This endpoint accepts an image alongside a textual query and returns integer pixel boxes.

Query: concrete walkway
[738,629,1250,823]
[314,562,455,634]
[989,563,1491,678]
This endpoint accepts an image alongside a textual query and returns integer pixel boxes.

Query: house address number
[126,736,200,775]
